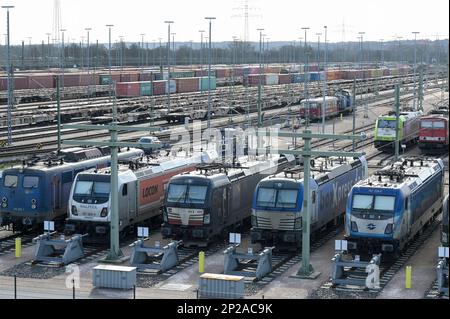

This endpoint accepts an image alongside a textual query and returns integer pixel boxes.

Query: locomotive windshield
[167,184,208,205]
[3,175,18,188]
[23,176,39,188]
[256,187,298,209]
[421,120,445,129]
[352,194,395,211]
[377,119,396,129]
[73,180,111,204]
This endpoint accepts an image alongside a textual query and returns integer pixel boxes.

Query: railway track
[316,215,442,297]
[0,85,440,161]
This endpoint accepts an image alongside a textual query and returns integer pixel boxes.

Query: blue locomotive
[161,154,295,246]
[345,157,445,255]
[442,194,449,247]
[0,147,144,231]
[251,156,367,249]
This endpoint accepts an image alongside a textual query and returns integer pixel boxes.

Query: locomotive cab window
[374,195,395,211]
[23,176,39,188]
[4,175,18,188]
[352,194,373,210]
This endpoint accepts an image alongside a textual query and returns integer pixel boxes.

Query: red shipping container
[0,77,7,91]
[116,82,140,97]
[121,72,140,82]
[63,73,81,87]
[244,74,265,86]
[14,76,29,90]
[28,74,54,89]
[139,73,154,81]
[233,68,244,77]
[175,77,199,93]
[278,74,291,84]
[152,80,167,95]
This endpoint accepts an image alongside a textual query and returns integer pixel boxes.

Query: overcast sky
[1,0,449,45]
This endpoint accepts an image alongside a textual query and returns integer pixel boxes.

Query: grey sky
[1,0,449,45]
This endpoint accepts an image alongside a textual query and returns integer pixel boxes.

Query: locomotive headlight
[71,205,78,216]
[251,215,257,227]
[31,204,37,209]
[442,232,448,244]
[31,199,37,209]
[294,217,302,230]
[100,208,108,217]
[203,214,210,225]
[351,221,359,232]
[384,223,394,235]
[1,202,6,208]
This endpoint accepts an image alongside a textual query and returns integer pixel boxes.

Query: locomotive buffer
[256,129,365,278]
[62,102,162,262]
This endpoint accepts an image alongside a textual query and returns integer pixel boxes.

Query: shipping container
[175,77,199,93]
[120,72,140,82]
[265,74,279,85]
[166,79,176,93]
[194,70,215,77]
[292,73,307,83]
[278,74,292,84]
[199,77,217,91]
[140,81,153,96]
[79,73,99,86]
[27,74,54,89]
[116,82,140,97]
[92,265,136,289]
[139,73,154,81]
[0,76,29,91]
[153,80,167,95]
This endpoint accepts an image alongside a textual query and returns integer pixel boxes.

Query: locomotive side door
[52,175,61,212]
[127,182,137,219]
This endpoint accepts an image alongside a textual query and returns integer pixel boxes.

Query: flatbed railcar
[345,157,445,256]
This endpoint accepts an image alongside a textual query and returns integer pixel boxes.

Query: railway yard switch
[32,233,88,265]
[331,252,382,289]
[223,245,274,281]
[129,239,181,273]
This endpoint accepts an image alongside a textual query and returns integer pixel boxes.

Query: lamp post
[140,33,145,69]
[106,24,114,101]
[257,28,264,128]
[85,28,92,97]
[316,32,322,68]
[199,30,205,71]
[412,31,420,110]
[46,33,51,68]
[396,36,403,65]
[322,26,328,134]
[205,17,216,132]
[60,29,66,87]
[164,20,174,113]
[2,5,14,146]
[171,33,176,67]
[380,39,384,66]
[27,37,32,69]
[302,27,310,127]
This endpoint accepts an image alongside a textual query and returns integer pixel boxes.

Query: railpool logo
[367,223,376,230]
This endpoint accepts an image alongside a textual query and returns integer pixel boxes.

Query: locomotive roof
[260,156,364,185]
[76,150,218,179]
[354,157,443,192]
[421,114,448,121]
[378,110,422,121]
[171,154,294,187]
[301,96,338,103]
[3,148,144,174]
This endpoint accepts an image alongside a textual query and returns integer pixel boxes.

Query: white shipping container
[265,74,279,85]
[165,80,177,94]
